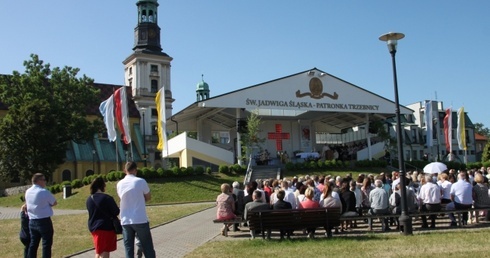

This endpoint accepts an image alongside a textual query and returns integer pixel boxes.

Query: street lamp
[92,149,96,174]
[140,107,148,167]
[379,32,413,235]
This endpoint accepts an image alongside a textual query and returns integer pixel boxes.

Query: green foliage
[482,140,490,163]
[231,164,242,173]
[185,166,194,176]
[71,179,83,189]
[474,123,490,138]
[354,159,387,168]
[172,166,180,176]
[206,167,212,174]
[285,162,295,171]
[218,165,229,174]
[0,54,102,181]
[194,166,205,175]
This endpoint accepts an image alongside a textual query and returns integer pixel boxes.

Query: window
[151,65,158,73]
[212,131,230,144]
[151,108,158,117]
[129,67,132,75]
[62,170,71,181]
[155,152,161,160]
[151,80,158,93]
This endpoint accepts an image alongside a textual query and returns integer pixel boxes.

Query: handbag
[90,195,123,234]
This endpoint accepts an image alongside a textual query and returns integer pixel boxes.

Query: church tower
[196,75,210,101]
[123,0,173,166]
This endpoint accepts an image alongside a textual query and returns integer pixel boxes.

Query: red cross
[268,124,290,151]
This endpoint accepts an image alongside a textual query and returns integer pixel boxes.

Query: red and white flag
[114,87,131,144]
[443,107,452,157]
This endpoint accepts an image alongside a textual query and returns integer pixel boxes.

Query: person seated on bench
[216,183,237,235]
[418,174,441,228]
[320,182,342,237]
[472,173,490,221]
[339,179,357,230]
[368,179,390,231]
[232,181,245,232]
[438,173,453,204]
[273,190,293,239]
[447,172,473,227]
[244,190,270,233]
[298,187,320,238]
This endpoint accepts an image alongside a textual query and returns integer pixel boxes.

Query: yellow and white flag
[155,87,168,154]
[457,107,466,151]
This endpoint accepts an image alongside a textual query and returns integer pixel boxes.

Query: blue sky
[1,1,488,128]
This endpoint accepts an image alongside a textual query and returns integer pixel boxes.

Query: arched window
[62,170,72,181]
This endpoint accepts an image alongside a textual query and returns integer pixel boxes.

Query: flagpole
[113,86,119,171]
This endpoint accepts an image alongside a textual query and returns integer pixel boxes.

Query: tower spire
[133,0,163,53]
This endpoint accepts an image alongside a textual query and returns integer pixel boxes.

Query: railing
[244,154,253,185]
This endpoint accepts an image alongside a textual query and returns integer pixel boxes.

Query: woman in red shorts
[86,177,120,258]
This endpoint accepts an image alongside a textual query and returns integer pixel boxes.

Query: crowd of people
[216,166,490,237]
[20,162,155,258]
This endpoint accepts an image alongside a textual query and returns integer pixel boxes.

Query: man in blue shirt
[25,173,57,258]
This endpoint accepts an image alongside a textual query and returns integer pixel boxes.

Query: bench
[246,207,341,239]
[339,207,490,230]
[212,218,244,237]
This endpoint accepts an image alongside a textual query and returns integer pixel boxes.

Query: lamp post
[379,32,413,235]
[92,149,96,174]
[140,107,147,167]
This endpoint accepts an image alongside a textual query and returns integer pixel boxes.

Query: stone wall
[2,185,31,197]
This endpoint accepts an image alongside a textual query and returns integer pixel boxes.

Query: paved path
[68,206,222,258]
[0,206,86,220]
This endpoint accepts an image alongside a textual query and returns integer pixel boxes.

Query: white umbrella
[423,162,448,174]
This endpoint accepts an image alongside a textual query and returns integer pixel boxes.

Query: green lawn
[187,229,490,258]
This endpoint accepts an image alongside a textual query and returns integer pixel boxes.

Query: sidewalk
[0,206,86,220]
[68,206,222,258]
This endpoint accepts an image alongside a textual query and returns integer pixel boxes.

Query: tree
[474,123,490,138]
[482,141,490,163]
[0,54,102,181]
[239,110,265,164]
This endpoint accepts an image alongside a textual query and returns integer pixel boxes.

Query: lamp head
[379,32,405,53]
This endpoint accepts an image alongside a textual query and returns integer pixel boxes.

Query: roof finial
[201,74,204,81]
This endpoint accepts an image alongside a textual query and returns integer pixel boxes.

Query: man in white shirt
[281,180,297,209]
[418,174,441,228]
[25,173,57,258]
[447,172,473,226]
[117,162,155,258]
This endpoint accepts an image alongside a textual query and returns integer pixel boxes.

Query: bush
[186,166,194,176]
[61,181,71,186]
[172,166,180,177]
[194,166,205,175]
[285,162,295,171]
[231,164,242,173]
[82,177,91,185]
[309,160,318,170]
[71,179,83,189]
[219,165,229,174]
[206,167,212,174]
[156,168,165,177]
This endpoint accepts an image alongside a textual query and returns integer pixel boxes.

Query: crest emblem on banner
[296,77,339,100]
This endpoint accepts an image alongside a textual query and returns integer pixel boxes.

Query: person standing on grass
[117,162,155,258]
[87,177,120,258]
[25,173,57,258]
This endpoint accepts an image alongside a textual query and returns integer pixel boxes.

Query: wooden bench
[212,218,244,237]
[246,207,342,239]
[339,207,490,230]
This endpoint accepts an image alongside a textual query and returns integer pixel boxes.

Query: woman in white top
[437,173,452,204]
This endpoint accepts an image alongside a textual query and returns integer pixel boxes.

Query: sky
[1,1,489,128]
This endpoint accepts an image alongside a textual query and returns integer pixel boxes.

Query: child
[20,203,30,258]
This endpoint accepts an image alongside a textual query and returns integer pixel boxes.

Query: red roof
[475,133,488,141]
